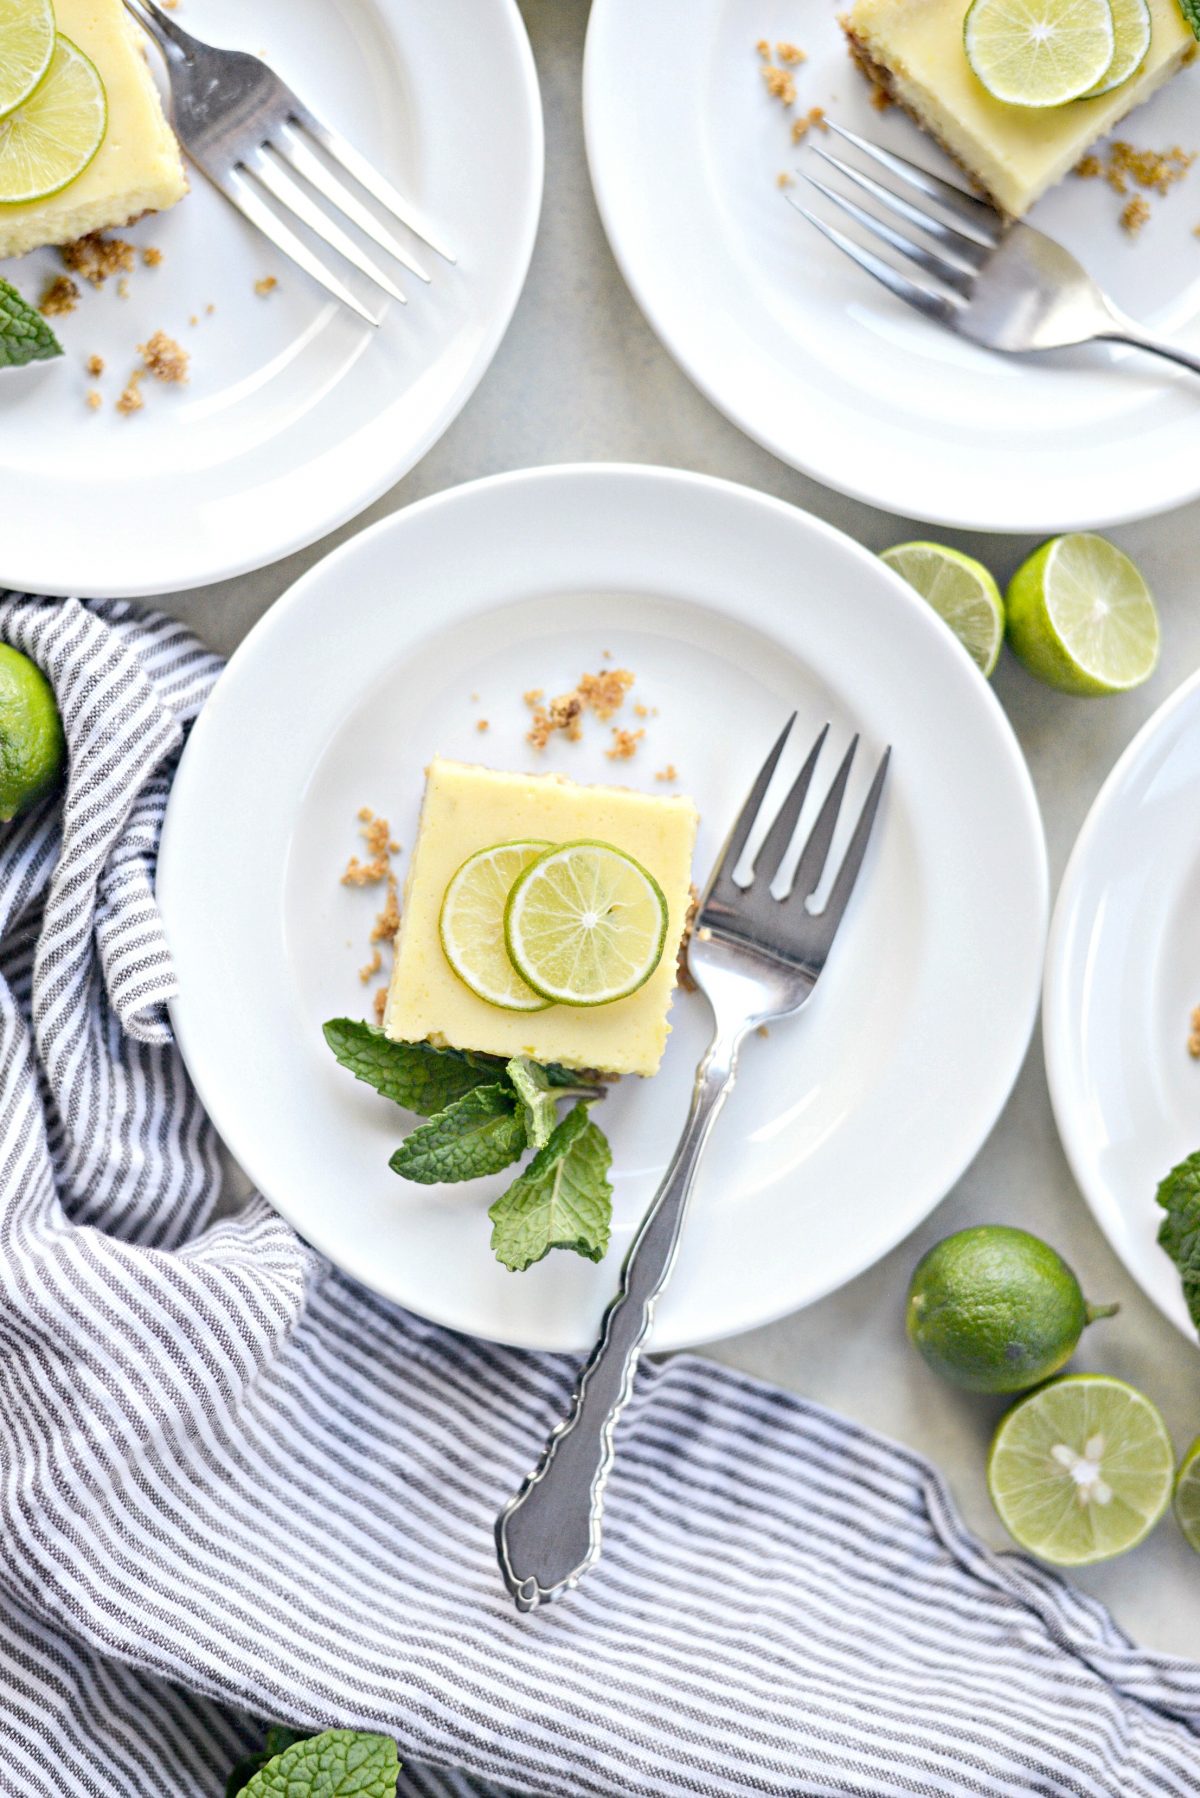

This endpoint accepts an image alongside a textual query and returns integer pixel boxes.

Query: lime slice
[505,839,669,1007]
[987,1374,1174,1565]
[439,840,553,1011]
[963,0,1115,106]
[881,542,1005,677]
[0,35,107,206]
[1081,0,1151,94]
[1173,1437,1200,1552]
[1006,533,1159,695]
[0,0,55,124]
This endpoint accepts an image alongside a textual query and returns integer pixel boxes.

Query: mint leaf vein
[323,1019,504,1116]
[0,279,63,370]
[241,1729,399,1798]
[489,1102,613,1271]
[389,1083,526,1183]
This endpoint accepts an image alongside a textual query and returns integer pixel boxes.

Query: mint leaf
[241,1730,399,1798]
[389,1083,526,1183]
[506,1055,561,1151]
[227,1728,313,1798]
[324,1019,504,1116]
[1157,1150,1200,1331]
[1178,0,1199,39]
[0,279,62,370]
[489,1102,612,1270]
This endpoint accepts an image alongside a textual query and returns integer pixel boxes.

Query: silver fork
[788,120,1200,379]
[123,0,454,325]
[495,716,890,1611]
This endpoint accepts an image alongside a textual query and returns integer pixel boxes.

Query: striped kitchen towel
[2,592,1200,1798]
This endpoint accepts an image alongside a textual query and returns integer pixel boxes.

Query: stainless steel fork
[123,0,454,324]
[788,120,1200,379]
[495,716,890,1611]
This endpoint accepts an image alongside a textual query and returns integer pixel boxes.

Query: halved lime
[963,0,1115,106]
[1081,0,1151,95]
[0,0,55,123]
[505,839,668,1007]
[1173,1437,1200,1552]
[439,840,553,1011]
[1006,534,1159,695]
[987,1374,1174,1565]
[0,35,107,206]
[881,542,1005,677]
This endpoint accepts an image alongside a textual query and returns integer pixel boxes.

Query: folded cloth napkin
[2,594,1200,1798]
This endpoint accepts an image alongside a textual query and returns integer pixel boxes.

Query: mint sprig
[388,1083,526,1183]
[507,1055,568,1151]
[1178,0,1199,39]
[1157,1149,1200,1331]
[227,1728,313,1798]
[323,1019,504,1116]
[489,1102,613,1271]
[239,1730,399,1798]
[0,279,63,370]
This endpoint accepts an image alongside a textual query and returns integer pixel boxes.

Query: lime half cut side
[505,839,669,1007]
[1173,1437,1200,1553]
[963,0,1115,106]
[1006,533,1159,695]
[0,35,107,206]
[881,542,1005,677]
[439,839,553,1011]
[0,0,55,124]
[987,1374,1174,1565]
[1081,0,1151,95]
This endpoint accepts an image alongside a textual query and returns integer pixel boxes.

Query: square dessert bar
[385,758,700,1077]
[0,0,188,259]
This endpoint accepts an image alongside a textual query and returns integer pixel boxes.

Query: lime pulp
[1081,0,1151,95]
[0,0,55,124]
[505,839,669,1007]
[881,542,1005,677]
[0,34,107,207]
[1173,1437,1200,1553]
[439,840,553,1012]
[963,0,1115,107]
[1006,534,1159,696]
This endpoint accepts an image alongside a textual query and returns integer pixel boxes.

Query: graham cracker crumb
[606,727,644,761]
[62,233,135,287]
[189,315,199,327]
[117,278,130,300]
[373,987,388,1025]
[1189,1006,1200,1058]
[655,764,679,782]
[254,275,278,297]
[1121,195,1151,236]
[756,1024,771,1039]
[523,688,544,707]
[38,276,79,318]
[777,171,794,188]
[371,875,401,944]
[755,37,770,56]
[791,107,827,143]
[142,246,164,267]
[1077,140,1195,236]
[85,390,103,412]
[526,668,636,749]
[677,885,700,993]
[762,64,797,105]
[86,354,104,377]
[476,718,489,732]
[359,948,382,984]
[138,330,189,384]
[205,303,215,315]
[777,42,807,63]
[341,809,397,886]
[116,370,144,416]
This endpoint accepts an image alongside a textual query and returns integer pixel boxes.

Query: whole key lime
[906,1225,1117,1394]
[0,644,65,821]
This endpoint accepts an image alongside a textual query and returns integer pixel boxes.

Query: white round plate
[584,0,1200,533]
[0,0,541,598]
[159,463,1047,1351]
[1046,671,1200,1345]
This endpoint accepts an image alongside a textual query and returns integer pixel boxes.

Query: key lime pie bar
[0,0,187,258]
[843,0,1195,216]
[385,758,699,1077]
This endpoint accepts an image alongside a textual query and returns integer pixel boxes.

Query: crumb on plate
[142,246,164,267]
[655,764,679,782]
[762,63,797,105]
[254,275,278,297]
[86,353,104,376]
[38,276,78,317]
[791,106,827,143]
[61,233,135,287]
[116,370,144,416]
[85,389,103,411]
[606,727,644,761]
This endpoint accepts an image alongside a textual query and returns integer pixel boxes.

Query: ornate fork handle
[495,1025,742,1611]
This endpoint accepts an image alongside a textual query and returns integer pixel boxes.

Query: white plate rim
[160,460,1049,1349]
[0,0,544,601]
[1044,665,1200,1343]
[581,0,1200,536]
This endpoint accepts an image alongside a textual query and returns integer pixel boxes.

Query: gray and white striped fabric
[2,594,1200,1798]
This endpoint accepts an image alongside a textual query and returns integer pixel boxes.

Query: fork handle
[1098,319,1200,380]
[495,1027,742,1611]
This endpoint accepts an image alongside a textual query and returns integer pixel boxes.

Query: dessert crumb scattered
[38,276,79,318]
[470,690,480,702]
[791,106,827,143]
[138,330,189,384]
[254,275,278,297]
[1121,195,1151,236]
[655,763,679,782]
[762,63,797,105]
[373,987,388,1025]
[1076,140,1195,236]
[117,278,130,300]
[1189,1005,1200,1058]
[189,314,199,327]
[359,948,382,984]
[777,171,794,188]
[776,41,807,63]
[62,232,135,287]
[523,688,544,706]
[677,886,700,993]
[755,37,770,56]
[342,809,398,885]
[371,875,401,945]
[85,389,103,412]
[606,727,644,761]
[526,668,637,749]
[142,246,164,267]
[756,1024,771,1039]
[476,718,490,733]
[205,302,215,315]
[86,353,104,377]
[116,370,144,416]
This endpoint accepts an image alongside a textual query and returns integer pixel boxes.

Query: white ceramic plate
[158,463,1047,1351]
[584,0,1200,533]
[1046,671,1200,1344]
[0,0,541,598]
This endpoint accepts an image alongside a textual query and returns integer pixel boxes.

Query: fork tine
[823,120,1002,245]
[752,724,829,885]
[214,171,379,324]
[809,143,989,267]
[806,749,891,954]
[274,130,432,283]
[802,173,977,298]
[706,714,796,898]
[247,154,407,303]
[786,199,964,327]
[788,735,858,903]
[292,105,457,265]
